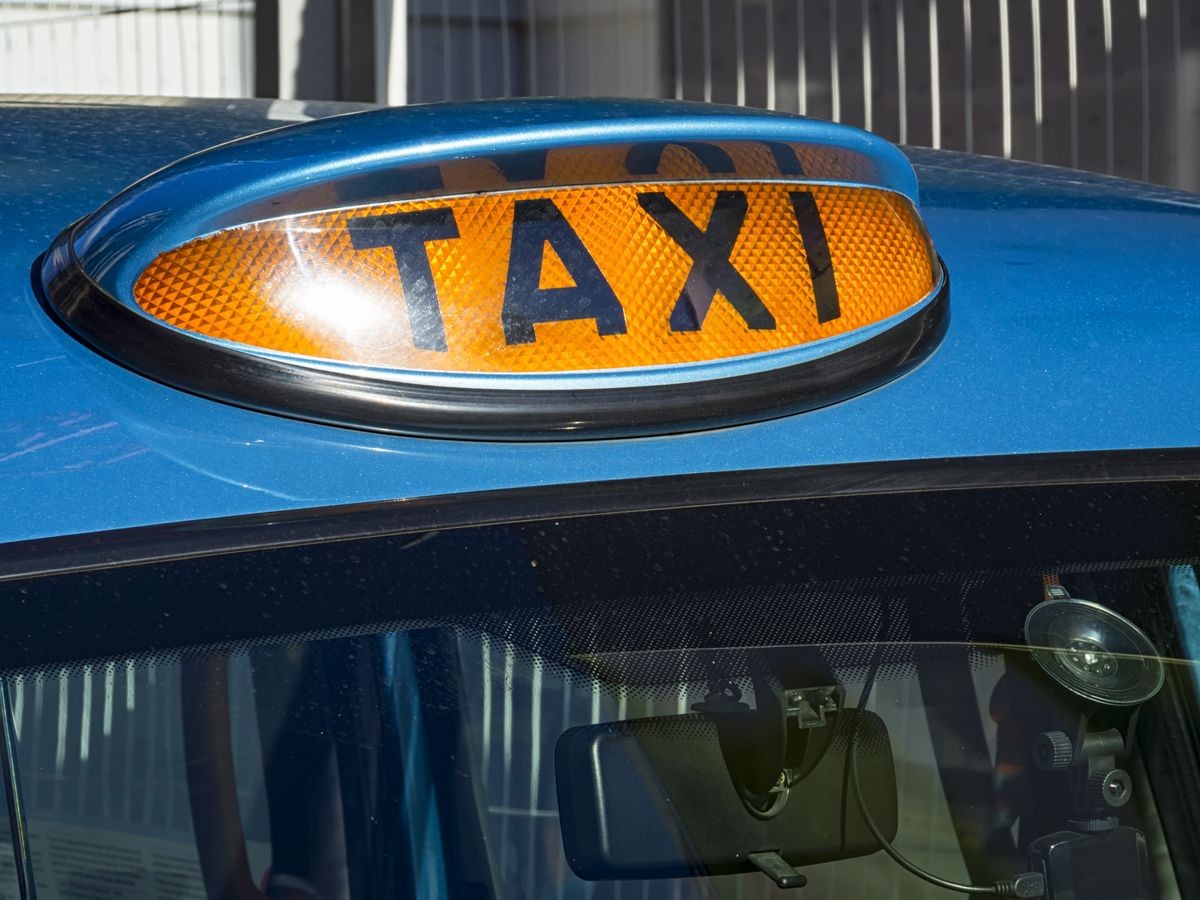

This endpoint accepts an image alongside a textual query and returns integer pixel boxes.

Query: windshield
[1,478,1199,899]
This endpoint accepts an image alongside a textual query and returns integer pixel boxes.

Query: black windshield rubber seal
[38,225,949,440]
[2,447,1199,585]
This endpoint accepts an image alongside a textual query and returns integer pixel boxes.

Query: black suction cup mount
[1025,597,1164,709]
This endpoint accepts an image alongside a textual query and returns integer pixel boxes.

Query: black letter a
[501,199,626,345]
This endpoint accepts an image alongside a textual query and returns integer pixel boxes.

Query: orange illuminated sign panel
[134,181,936,375]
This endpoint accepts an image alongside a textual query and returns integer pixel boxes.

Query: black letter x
[638,190,776,332]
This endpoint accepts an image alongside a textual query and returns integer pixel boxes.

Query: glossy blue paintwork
[2,97,1200,544]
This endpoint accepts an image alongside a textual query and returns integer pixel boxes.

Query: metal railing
[406,0,1200,190]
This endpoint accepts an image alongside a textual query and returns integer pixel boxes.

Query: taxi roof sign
[40,99,947,439]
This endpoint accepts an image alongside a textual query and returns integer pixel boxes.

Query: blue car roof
[3,97,1200,546]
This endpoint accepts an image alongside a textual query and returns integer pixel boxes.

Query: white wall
[0,0,254,97]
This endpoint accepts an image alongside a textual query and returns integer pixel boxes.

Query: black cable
[847,612,1043,898]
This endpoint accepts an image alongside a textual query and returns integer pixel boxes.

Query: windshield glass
[2,479,1200,900]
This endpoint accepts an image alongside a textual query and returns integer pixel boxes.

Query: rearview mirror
[554,705,897,884]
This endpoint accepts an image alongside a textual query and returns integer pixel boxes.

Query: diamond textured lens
[133,182,937,375]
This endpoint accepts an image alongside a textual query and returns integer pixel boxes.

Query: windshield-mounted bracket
[693,678,844,820]
[787,685,839,729]
[688,678,844,889]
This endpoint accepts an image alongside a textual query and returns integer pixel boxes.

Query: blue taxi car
[1,95,1199,900]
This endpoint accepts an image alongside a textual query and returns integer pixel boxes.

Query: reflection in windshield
[3,575,1195,900]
